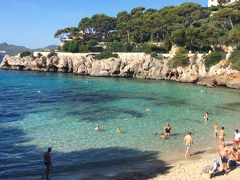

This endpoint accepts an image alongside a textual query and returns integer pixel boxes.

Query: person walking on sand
[43,147,52,180]
[164,123,172,136]
[184,132,193,158]
[213,123,219,137]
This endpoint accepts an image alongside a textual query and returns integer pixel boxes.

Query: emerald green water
[0,70,240,178]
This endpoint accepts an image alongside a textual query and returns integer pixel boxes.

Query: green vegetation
[229,50,240,70]
[20,51,31,58]
[94,52,118,60]
[55,2,240,54]
[205,51,226,68]
[172,48,189,67]
[47,52,58,58]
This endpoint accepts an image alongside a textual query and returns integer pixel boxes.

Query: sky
[0,0,207,48]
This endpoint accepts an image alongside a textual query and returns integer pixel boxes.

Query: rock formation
[1,52,240,89]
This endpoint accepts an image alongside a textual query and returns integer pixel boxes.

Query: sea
[0,70,240,179]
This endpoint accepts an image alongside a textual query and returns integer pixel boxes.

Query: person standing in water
[184,132,193,158]
[204,112,209,122]
[164,124,172,136]
[44,147,52,180]
[115,127,121,134]
[95,124,100,131]
[219,127,225,144]
[213,123,219,137]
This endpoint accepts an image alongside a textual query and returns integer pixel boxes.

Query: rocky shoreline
[1,52,240,89]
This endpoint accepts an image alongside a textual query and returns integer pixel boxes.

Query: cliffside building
[208,0,238,7]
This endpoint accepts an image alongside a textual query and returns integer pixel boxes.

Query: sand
[149,153,240,180]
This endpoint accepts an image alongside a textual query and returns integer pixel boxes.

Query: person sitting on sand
[233,129,240,149]
[43,147,53,180]
[209,159,220,178]
[213,123,219,137]
[218,145,230,175]
[204,112,209,121]
[115,127,121,134]
[184,132,193,158]
[160,133,168,140]
[164,124,172,136]
[95,124,100,131]
[229,147,240,168]
[219,127,225,144]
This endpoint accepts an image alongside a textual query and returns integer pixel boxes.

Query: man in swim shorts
[184,132,193,158]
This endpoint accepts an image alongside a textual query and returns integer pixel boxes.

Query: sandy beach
[150,152,240,180]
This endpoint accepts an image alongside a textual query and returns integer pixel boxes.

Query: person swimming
[145,108,151,112]
[213,123,219,137]
[204,112,209,121]
[115,127,121,134]
[95,124,100,131]
[164,124,172,136]
[160,133,168,140]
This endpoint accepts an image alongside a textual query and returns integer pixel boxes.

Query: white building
[208,0,238,7]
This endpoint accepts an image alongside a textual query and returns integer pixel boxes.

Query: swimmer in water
[164,124,172,136]
[95,124,100,131]
[115,127,121,134]
[204,112,209,122]
[145,108,151,112]
[213,123,219,137]
[160,133,168,140]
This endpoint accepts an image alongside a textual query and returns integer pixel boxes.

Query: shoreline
[1,52,240,89]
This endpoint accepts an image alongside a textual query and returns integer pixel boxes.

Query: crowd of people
[41,111,239,179]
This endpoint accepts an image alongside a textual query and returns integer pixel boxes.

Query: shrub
[229,50,240,71]
[47,51,58,58]
[37,53,43,58]
[79,45,89,53]
[20,51,31,58]
[172,47,189,67]
[89,46,104,52]
[205,51,226,69]
[94,52,118,60]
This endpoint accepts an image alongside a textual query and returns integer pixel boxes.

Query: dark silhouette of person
[43,147,52,179]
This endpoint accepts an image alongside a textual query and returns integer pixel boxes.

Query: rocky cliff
[1,52,240,89]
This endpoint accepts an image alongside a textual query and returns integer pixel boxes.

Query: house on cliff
[208,0,238,7]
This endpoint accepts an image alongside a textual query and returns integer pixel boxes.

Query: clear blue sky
[0,0,207,48]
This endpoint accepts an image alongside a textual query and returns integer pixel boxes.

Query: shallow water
[0,70,240,178]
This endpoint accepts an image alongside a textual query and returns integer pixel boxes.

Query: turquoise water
[0,70,240,178]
